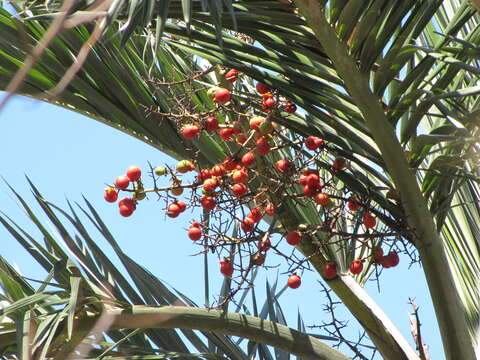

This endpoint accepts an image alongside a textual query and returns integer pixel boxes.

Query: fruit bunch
[103,69,402,297]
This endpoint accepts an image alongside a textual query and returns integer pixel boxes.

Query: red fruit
[126,166,142,181]
[231,183,248,197]
[220,258,234,277]
[232,169,248,183]
[249,116,265,130]
[323,262,338,280]
[118,197,136,210]
[211,164,226,177]
[224,68,239,83]
[362,212,376,229]
[104,187,118,203]
[372,247,384,264]
[314,193,330,206]
[383,251,400,268]
[175,200,187,213]
[214,88,231,104]
[177,160,194,174]
[203,177,219,192]
[286,230,301,245]
[204,116,219,131]
[182,124,201,139]
[265,202,275,216]
[305,136,323,150]
[115,175,130,190]
[219,128,235,141]
[256,82,270,94]
[349,259,363,275]
[275,159,293,174]
[119,205,134,217]
[347,197,361,211]
[303,184,318,197]
[191,221,201,228]
[332,157,346,170]
[262,97,276,109]
[255,137,271,155]
[188,226,202,241]
[167,202,181,218]
[223,157,239,171]
[283,101,297,113]
[241,152,255,167]
[287,274,301,289]
[197,168,212,182]
[306,173,320,187]
[200,195,216,211]
[241,217,256,233]
[258,237,271,252]
[247,207,263,223]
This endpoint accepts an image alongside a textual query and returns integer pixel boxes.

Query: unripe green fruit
[154,166,167,176]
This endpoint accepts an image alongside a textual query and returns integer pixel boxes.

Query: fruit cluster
[103,68,401,295]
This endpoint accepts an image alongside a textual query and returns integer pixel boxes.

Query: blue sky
[0,93,443,359]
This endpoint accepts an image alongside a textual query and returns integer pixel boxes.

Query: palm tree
[0,1,479,359]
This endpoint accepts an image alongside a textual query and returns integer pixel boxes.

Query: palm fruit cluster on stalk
[103,68,401,295]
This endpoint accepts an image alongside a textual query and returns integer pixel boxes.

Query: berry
[175,200,187,213]
[126,166,142,181]
[231,183,248,197]
[154,166,167,176]
[241,217,256,233]
[197,168,212,182]
[220,258,234,277]
[204,116,219,131]
[203,177,219,192]
[249,116,265,130]
[115,175,130,190]
[119,196,136,207]
[176,160,195,173]
[247,207,263,223]
[211,164,226,177]
[265,202,276,216]
[167,202,181,218]
[362,212,376,229]
[256,82,270,94]
[191,221,201,228]
[232,168,248,184]
[200,195,216,211]
[188,226,202,241]
[372,247,384,264]
[332,157,346,170]
[170,185,184,196]
[275,159,293,174]
[241,152,255,167]
[219,128,235,141]
[347,197,361,211]
[214,88,231,104]
[262,97,276,110]
[287,274,301,289]
[307,173,321,187]
[383,251,400,268]
[304,136,324,150]
[224,68,239,83]
[119,205,134,217]
[314,193,330,206]
[255,137,271,155]
[251,253,266,266]
[349,259,363,275]
[323,262,338,280]
[303,184,318,197]
[104,187,118,203]
[223,157,239,171]
[286,230,301,245]
[283,101,297,113]
[182,124,201,139]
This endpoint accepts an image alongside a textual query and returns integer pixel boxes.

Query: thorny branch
[308,282,378,360]
[409,298,431,360]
